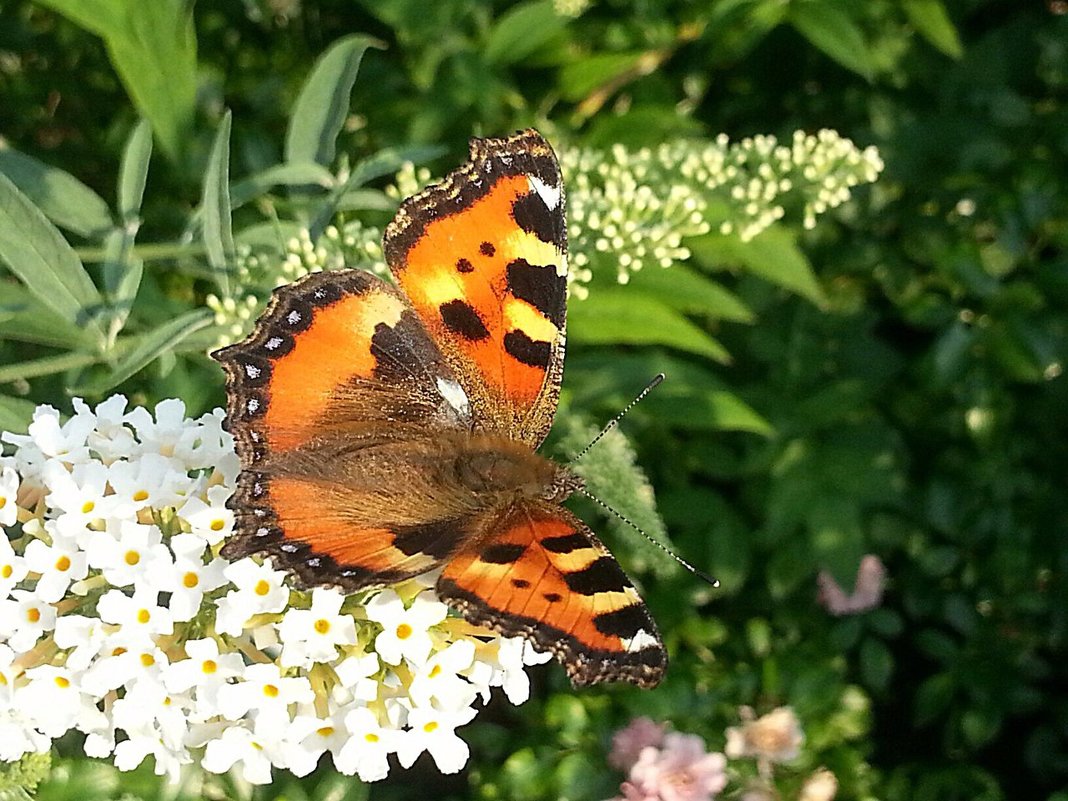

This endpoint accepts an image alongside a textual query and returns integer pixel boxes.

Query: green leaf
[285,34,384,167]
[100,228,143,340]
[902,0,963,59]
[0,145,113,238]
[484,0,568,65]
[73,309,213,395]
[0,284,94,349]
[559,52,646,101]
[914,672,955,725]
[201,110,235,296]
[627,264,755,323]
[0,172,106,346]
[654,388,774,435]
[230,162,336,208]
[38,0,198,165]
[118,118,153,222]
[860,637,894,691]
[0,351,102,385]
[690,226,827,306]
[789,1,876,81]
[0,394,38,434]
[569,290,730,362]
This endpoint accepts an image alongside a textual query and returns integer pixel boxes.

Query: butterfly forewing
[384,129,568,448]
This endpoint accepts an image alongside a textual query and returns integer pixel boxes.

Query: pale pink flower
[620,732,727,801]
[609,716,667,771]
[724,706,803,764]
[817,554,886,616]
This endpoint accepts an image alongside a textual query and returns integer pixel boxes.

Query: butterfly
[212,129,666,688]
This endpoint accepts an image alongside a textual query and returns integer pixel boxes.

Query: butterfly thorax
[444,432,583,506]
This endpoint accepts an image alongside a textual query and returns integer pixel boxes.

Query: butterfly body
[214,130,667,688]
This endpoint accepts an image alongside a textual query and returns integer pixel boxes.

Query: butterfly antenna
[569,373,665,465]
[578,487,720,588]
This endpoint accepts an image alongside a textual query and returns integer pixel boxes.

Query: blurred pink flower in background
[817,554,886,616]
[610,725,727,801]
[609,716,667,771]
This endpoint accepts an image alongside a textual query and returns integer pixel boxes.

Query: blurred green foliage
[0,0,1066,800]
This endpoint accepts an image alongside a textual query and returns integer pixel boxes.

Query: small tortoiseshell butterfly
[212,129,666,688]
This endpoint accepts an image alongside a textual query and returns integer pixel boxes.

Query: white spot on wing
[623,628,660,653]
[528,175,562,210]
[436,377,471,418]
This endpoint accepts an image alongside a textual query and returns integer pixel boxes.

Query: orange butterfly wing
[438,503,666,688]
[212,269,474,590]
[384,129,567,448]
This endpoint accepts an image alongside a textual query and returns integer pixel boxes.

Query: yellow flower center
[396,623,413,640]
[124,550,141,566]
[429,665,441,678]
[263,684,280,698]
[202,659,217,674]
[163,697,172,706]
[54,555,71,572]
[210,519,226,531]
[1,564,11,579]
[81,500,95,514]
[112,647,127,657]
[423,721,438,733]
[314,618,331,634]
[0,673,7,686]
[26,608,40,624]
[140,653,155,667]
[132,489,149,502]
[54,676,70,688]
[317,726,334,737]
[0,497,6,509]
[254,579,271,596]
[183,572,199,588]
[136,608,151,624]
[365,732,380,743]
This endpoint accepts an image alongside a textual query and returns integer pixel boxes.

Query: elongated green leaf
[0,394,39,434]
[569,290,730,362]
[0,284,94,348]
[100,228,143,340]
[0,173,106,346]
[74,309,213,395]
[0,351,102,384]
[790,1,875,81]
[0,146,113,238]
[230,162,336,208]
[903,0,963,59]
[285,35,384,167]
[627,264,755,323]
[38,0,197,165]
[201,111,235,296]
[559,52,646,101]
[118,118,153,221]
[689,226,827,306]
[484,0,568,65]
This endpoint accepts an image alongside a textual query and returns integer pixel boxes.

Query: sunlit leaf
[0,145,113,238]
[201,111,235,296]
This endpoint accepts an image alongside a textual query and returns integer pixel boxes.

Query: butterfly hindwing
[384,129,568,448]
[437,502,667,688]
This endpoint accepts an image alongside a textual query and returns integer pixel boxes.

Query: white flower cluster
[0,397,548,785]
[560,130,884,290]
[207,222,385,348]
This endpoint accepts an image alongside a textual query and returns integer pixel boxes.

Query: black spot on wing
[480,242,495,257]
[481,543,527,564]
[540,532,590,554]
[511,578,531,588]
[511,192,565,250]
[506,258,566,328]
[563,556,630,595]
[456,258,474,274]
[440,300,490,341]
[504,330,551,368]
[593,603,652,638]
[392,520,460,561]
[543,591,562,603]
